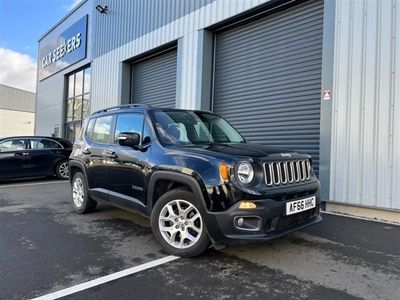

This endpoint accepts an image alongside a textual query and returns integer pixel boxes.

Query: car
[0,136,72,181]
[69,104,322,257]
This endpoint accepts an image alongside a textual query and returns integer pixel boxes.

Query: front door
[0,138,29,180]
[106,113,151,210]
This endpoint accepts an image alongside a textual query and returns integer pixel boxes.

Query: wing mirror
[118,132,140,148]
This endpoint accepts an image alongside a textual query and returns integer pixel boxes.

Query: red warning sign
[323,89,331,101]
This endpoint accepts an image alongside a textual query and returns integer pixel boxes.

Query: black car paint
[69,106,322,244]
[0,136,72,181]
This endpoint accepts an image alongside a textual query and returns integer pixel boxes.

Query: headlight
[236,162,254,184]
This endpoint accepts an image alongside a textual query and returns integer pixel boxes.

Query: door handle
[82,148,91,155]
[15,152,29,157]
[105,150,118,159]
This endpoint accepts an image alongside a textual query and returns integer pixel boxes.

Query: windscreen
[153,110,244,145]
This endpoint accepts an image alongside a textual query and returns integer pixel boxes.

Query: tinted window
[114,113,144,143]
[0,139,27,151]
[92,115,113,143]
[30,139,62,149]
[85,118,96,139]
[142,120,152,144]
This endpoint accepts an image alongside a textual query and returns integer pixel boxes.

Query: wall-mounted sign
[39,15,88,80]
[323,89,331,101]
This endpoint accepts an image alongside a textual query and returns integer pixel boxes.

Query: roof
[0,84,36,113]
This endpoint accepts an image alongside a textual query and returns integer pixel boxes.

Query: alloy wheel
[58,162,69,179]
[158,199,203,249]
[72,177,84,208]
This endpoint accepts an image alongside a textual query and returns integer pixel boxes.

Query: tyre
[151,189,210,257]
[71,172,97,214]
[56,160,69,180]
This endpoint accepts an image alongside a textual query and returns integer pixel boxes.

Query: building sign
[39,15,88,80]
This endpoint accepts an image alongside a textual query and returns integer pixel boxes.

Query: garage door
[212,0,324,173]
[131,48,177,108]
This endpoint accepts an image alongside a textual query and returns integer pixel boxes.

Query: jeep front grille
[264,160,311,186]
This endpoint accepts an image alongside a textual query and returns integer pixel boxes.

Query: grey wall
[92,0,217,58]
[35,0,93,136]
[0,84,35,113]
[90,0,276,112]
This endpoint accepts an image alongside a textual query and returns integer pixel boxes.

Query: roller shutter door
[131,48,177,108]
[213,0,324,173]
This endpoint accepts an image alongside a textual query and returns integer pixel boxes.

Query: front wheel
[151,189,210,257]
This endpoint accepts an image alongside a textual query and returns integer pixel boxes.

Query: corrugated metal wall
[131,49,177,107]
[93,0,217,57]
[331,0,400,210]
[0,84,36,113]
[213,0,324,173]
[91,0,274,112]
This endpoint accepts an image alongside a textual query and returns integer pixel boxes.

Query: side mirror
[118,132,140,148]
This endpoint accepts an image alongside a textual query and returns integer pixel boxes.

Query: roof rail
[92,104,152,115]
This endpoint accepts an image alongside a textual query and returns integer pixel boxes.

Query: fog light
[234,216,262,231]
[239,201,256,209]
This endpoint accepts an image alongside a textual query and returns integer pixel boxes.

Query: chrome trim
[264,159,312,186]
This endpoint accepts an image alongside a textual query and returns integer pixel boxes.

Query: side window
[114,113,144,144]
[0,139,26,152]
[85,118,96,139]
[30,139,62,149]
[92,115,113,143]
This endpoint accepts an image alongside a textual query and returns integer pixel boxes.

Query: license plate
[286,196,316,215]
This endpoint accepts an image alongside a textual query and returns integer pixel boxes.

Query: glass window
[153,110,244,145]
[82,95,90,119]
[65,66,91,142]
[0,139,27,151]
[75,70,83,96]
[68,75,74,98]
[73,96,83,120]
[142,120,152,144]
[114,113,144,143]
[92,115,113,144]
[84,68,91,94]
[85,118,96,139]
[67,99,74,122]
[30,139,62,149]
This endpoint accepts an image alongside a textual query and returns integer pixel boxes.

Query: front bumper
[203,189,322,244]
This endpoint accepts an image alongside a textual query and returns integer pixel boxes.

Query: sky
[0,0,82,92]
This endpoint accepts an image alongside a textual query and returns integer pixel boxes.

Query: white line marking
[0,204,33,213]
[0,181,66,189]
[31,255,179,300]
[322,211,400,226]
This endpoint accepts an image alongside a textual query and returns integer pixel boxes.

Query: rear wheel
[56,160,69,180]
[71,172,97,213]
[151,189,210,257]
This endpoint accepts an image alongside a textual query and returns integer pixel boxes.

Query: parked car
[0,136,72,181]
[69,104,322,257]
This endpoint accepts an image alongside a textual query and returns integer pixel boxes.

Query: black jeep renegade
[69,104,322,257]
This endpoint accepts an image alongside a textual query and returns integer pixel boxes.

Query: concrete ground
[0,179,399,300]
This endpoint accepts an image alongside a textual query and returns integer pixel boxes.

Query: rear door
[27,138,65,177]
[85,115,115,195]
[0,138,29,180]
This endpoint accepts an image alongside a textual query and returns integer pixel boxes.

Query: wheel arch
[147,171,209,215]
[68,160,87,184]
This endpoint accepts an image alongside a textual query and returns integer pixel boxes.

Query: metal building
[35,0,400,220]
[0,84,35,137]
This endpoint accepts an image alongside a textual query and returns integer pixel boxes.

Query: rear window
[30,139,62,149]
[92,115,113,143]
[85,118,96,139]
